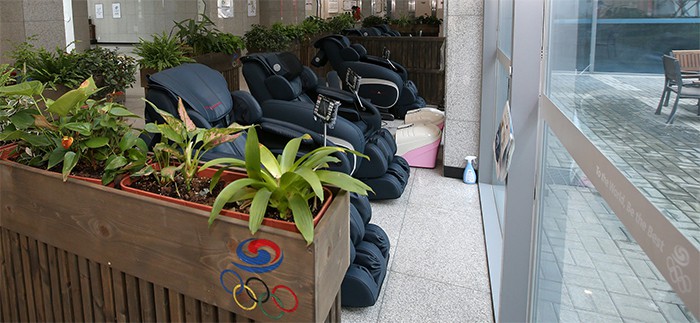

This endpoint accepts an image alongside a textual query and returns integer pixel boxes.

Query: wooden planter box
[0,160,348,322]
[413,24,440,37]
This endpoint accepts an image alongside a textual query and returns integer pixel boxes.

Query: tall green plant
[133,32,194,71]
[203,127,372,245]
[361,15,388,28]
[173,14,245,56]
[10,40,84,89]
[244,24,293,52]
[326,14,356,33]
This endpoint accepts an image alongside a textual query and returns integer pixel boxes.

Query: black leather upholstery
[313,35,427,119]
[241,52,410,200]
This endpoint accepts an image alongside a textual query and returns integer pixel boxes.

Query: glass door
[530,0,700,321]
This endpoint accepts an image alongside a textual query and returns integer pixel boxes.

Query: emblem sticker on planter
[219,238,298,319]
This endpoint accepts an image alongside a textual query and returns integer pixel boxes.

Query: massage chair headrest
[314,34,351,49]
[148,63,233,124]
[351,44,368,57]
[242,52,319,101]
[231,91,263,125]
[340,43,370,62]
[243,52,304,81]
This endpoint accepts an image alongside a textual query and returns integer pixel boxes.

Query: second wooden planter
[0,160,349,322]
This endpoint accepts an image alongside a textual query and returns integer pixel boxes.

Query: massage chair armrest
[260,100,367,154]
[315,86,383,130]
[316,86,358,104]
[259,118,353,174]
[364,56,408,81]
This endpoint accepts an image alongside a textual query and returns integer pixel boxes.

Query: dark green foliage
[361,15,388,28]
[77,47,137,97]
[133,32,195,71]
[10,38,83,89]
[415,14,443,25]
[173,14,245,56]
[244,24,293,52]
[10,39,137,96]
[326,14,356,33]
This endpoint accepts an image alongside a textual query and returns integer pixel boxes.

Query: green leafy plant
[0,64,17,87]
[244,24,293,52]
[173,14,245,56]
[203,127,373,245]
[300,16,330,38]
[326,14,356,33]
[10,39,84,89]
[77,47,137,98]
[142,98,250,192]
[133,32,195,71]
[273,23,305,43]
[361,15,388,28]
[0,77,149,184]
[415,14,442,26]
[389,15,414,27]
[0,74,44,135]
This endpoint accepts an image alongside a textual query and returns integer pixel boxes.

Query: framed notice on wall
[328,0,339,13]
[218,0,233,18]
[248,0,257,16]
[95,3,104,19]
[112,3,121,19]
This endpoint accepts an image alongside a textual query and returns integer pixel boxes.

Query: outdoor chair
[672,49,700,79]
[656,54,700,124]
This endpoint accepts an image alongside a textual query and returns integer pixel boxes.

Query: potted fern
[173,14,246,72]
[133,32,195,88]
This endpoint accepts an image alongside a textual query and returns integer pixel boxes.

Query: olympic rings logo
[219,239,299,319]
[666,245,692,294]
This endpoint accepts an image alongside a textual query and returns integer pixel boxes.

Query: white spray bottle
[463,156,477,184]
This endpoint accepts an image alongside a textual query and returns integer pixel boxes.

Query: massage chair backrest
[146,63,234,129]
[241,52,319,104]
[315,35,407,81]
[373,24,401,36]
[145,63,246,159]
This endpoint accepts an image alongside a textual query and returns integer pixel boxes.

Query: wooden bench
[672,50,700,77]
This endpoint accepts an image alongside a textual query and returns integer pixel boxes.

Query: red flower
[61,136,74,149]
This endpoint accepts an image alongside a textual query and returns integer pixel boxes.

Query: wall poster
[248,0,257,17]
[328,0,339,13]
[218,0,233,19]
[112,3,121,19]
[95,3,104,19]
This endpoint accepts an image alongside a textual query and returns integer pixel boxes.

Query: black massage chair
[144,63,391,308]
[241,52,410,200]
[143,63,352,170]
[312,35,426,119]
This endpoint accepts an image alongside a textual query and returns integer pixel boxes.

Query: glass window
[543,0,700,250]
[531,126,697,322]
[498,0,513,58]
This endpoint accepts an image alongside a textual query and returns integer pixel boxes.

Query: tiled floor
[121,66,494,322]
[341,161,493,323]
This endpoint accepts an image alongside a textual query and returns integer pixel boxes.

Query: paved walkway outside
[533,73,699,322]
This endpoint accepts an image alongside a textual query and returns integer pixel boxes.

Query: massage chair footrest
[361,156,410,200]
